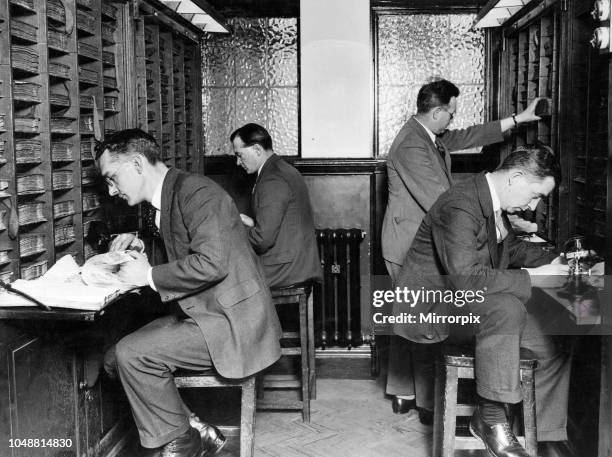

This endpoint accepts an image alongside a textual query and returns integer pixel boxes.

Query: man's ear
[132,154,145,173]
[432,107,442,121]
[508,170,525,186]
[253,144,265,156]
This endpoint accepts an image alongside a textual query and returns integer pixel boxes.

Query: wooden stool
[174,371,256,457]
[433,345,538,457]
[257,284,315,421]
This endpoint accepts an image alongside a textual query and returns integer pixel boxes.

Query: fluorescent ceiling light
[160,0,229,33]
[474,0,532,28]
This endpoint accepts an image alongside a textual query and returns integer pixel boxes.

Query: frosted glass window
[202,18,298,156]
[376,14,485,156]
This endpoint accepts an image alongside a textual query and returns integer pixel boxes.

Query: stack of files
[102,51,115,66]
[17,174,45,195]
[103,76,117,89]
[77,0,93,7]
[14,116,40,133]
[51,116,76,133]
[80,115,94,134]
[0,140,5,163]
[15,140,41,163]
[48,28,68,51]
[82,192,100,211]
[54,224,75,246]
[81,139,95,160]
[79,67,99,85]
[53,200,75,218]
[0,251,9,265]
[78,42,99,60]
[50,92,70,107]
[0,180,11,198]
[52,170,74,190]
[20,259,47,280]
[102,24,115,44]
[51,142,73,161]
[102,3,118,19]
[13,81,41,102]
[49,62,70,79]
[104,95,118,111]
[0,271,12,283]
[80,94,94,109]
[18,202,46,226]
[19,233,45,257]
[77,10,96,32]
[10,19,37,42]
[47,0,66,23]
[0,209,6,230]
[0,114,4,131]
[10,0,34,9]
[11,45,39,73]
[81,166,97,185]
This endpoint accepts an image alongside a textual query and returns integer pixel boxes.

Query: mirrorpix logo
[370,287,484,326]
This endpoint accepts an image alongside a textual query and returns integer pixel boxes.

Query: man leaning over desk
[95,129,282,457]
[394,146,573,457]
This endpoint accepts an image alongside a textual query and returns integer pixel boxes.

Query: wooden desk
[539,285,602,325]
[0,291,146,457]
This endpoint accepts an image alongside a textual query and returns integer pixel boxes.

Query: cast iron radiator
[314,228,366,349]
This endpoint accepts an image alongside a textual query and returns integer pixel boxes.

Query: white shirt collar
[485,172,501,213]
[414,117,437,145]
[257,160,266,177]
[151,168,169,211]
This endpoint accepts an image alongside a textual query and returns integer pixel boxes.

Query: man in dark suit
[95,129,282,457]
[230,123,321,288]
[381,79,541,420]
[394,146,571,457]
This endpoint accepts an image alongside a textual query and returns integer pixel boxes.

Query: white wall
[300,0,372,158]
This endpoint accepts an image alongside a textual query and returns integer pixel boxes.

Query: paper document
[0,254,139,311]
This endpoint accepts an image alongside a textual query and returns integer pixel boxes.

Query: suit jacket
[151,168,282,378]
[381,117,504,265]
[248,154,321,288]
[393,173,556,343]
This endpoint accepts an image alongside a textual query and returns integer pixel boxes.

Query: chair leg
[441,365,458,457]
[240,377,256,457]
[307,291,316,399]
[520,367,537,457]
[255,373,265,400]
[299,293,310,422]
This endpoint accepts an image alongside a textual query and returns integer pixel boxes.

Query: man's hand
[524,262,569,288]
[116,251,151,287]
[515,98,542,124]
[240,214,254,227]
[109,232,144,252]
[508,214,537,233]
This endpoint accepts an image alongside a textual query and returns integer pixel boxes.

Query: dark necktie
[494,209,508,243]
[435,138,446,161]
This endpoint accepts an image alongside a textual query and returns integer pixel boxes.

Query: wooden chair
[257,284,315,421]
[174,371,256,457]
[433,345,538,457]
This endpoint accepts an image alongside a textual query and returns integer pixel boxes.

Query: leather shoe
[189,414,226,454]
[469,407,529,457]
[160,427,204,457]
[391,396,416,414]
[418,408,433,426]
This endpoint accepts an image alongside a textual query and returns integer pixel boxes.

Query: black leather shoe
[160,427,204,457]
[391,396,416,414]
[189,414,226,454]
[469,407,529,457]
[418,408,434,426]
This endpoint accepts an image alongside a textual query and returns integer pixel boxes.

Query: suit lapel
[474,173,499,267]
[409,117,452,185]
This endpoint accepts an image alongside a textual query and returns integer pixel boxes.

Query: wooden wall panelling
[144,21,162,149]
[184,40,203,173]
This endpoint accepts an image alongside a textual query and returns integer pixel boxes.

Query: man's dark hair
[498,145,561,184]
[94,128,160,163]
[416,79,460,114]
[230,123,273,151]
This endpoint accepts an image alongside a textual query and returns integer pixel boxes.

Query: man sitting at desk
[394,146,571,457]
[230,123,321,289]
[95,129,282,457]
